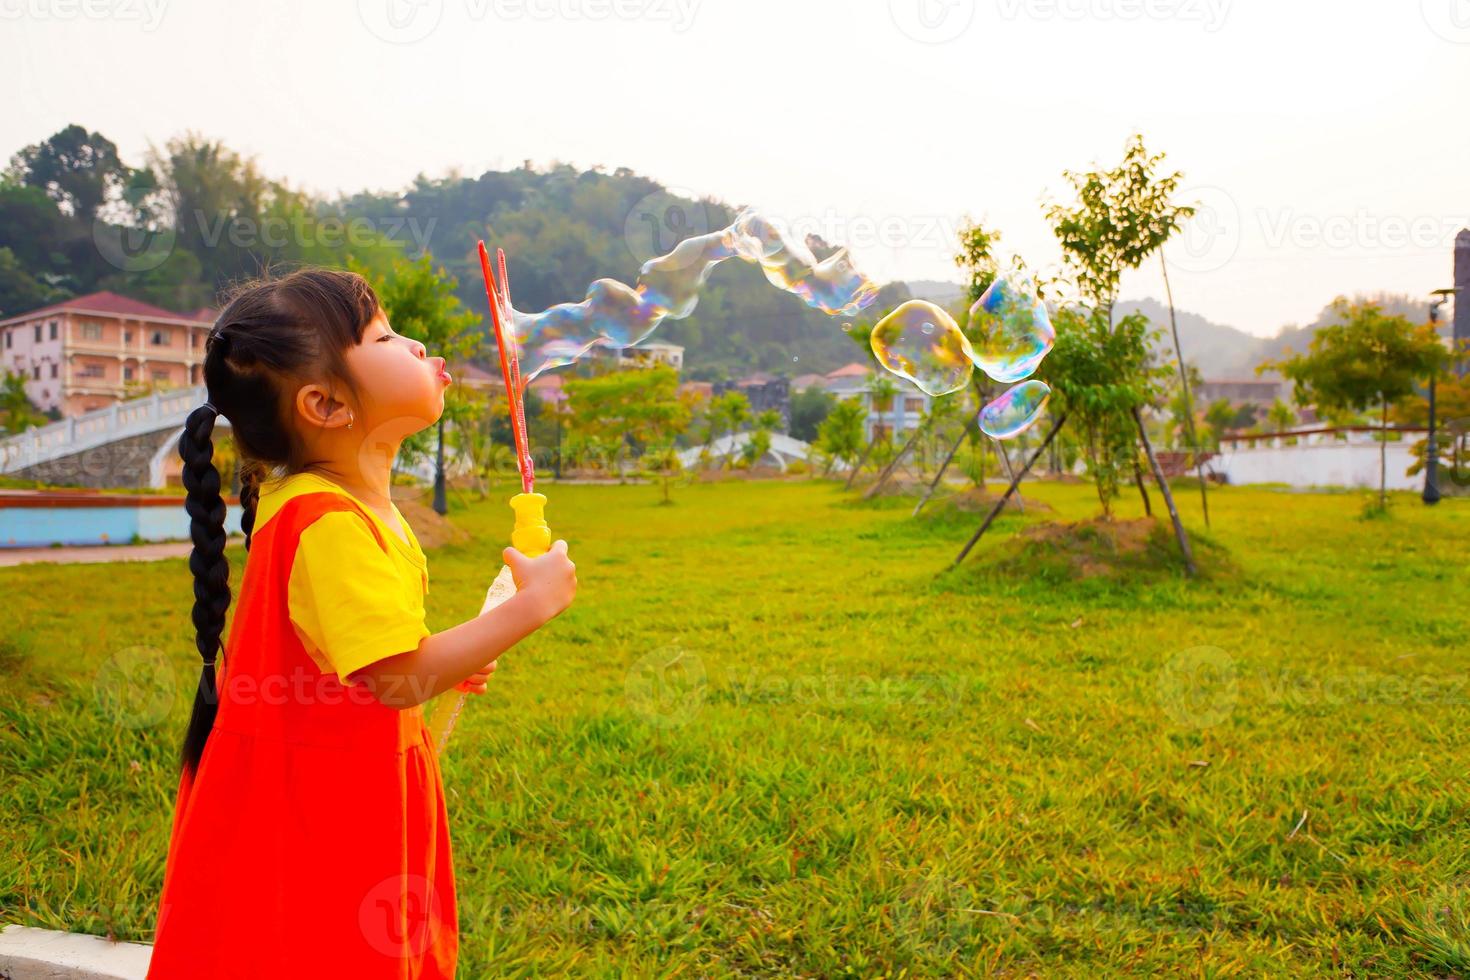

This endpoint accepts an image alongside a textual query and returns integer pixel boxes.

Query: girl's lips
[439,368,452,384]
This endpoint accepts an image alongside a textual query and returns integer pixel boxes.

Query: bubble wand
[427,242,550,757]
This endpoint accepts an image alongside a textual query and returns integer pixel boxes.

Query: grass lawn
[3,477,1469,976]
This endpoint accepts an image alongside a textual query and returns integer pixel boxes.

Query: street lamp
[1424,287,1457,505]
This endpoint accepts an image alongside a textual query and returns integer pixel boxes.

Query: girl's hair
[176,267,380,779]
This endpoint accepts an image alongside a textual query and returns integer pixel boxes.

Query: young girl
[146,268,577,979]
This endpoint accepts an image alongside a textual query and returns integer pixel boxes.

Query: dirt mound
[393,486,472,549]
[986,517,1211,581]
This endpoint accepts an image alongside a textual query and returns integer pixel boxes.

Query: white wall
[1214,438,1423,491]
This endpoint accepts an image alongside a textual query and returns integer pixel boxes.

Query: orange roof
[826,362,871,379]
[0,290,208,326]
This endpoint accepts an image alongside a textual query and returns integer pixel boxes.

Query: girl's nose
[413,340,427,359]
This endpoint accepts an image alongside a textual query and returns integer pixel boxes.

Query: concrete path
[0,924,152,979]
[0,536,244,568]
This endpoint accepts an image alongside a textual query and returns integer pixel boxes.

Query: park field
[2,477,1469,977]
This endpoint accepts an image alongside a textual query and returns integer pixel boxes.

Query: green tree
[7,124,130,227]
[565,365,692,500]
[1203,399,1236,448]
[954,219,1003,303]
[1267,398,1297,433]
[1039,308,1167,515]
[817,399,866,475]
[1265,299,1449,508]
[1044,134,1194,325]
[788,386,834,443]
[0,369,46,434]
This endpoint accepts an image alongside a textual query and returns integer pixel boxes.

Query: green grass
[3,478,1469,976]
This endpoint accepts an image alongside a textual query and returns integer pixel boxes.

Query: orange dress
[147,472,458,979]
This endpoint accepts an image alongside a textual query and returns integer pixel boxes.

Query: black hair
[176,267,380,780]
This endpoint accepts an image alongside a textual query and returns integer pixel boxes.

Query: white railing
[0,385,211,474]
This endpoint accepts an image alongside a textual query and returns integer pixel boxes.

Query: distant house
[821,361,932,442]
[1196,378,1287,409]
[609,340,684,371]
[448,359,567,409]
[714,372,790,426]
[0,291,215,418]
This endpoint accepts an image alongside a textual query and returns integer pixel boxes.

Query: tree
[0,370,46,434]
[7,124,130,227]
[954,219,1004,303]
[1203,399,1237,448]
[1039,308,1167,515]
[817,399,866,475]
[352,253,483,512]
[1265,299,1449,508]
[565,365,692,501]
[1034,134,1199,572]
[1044,134,1194,326]
[788,386,834,443]
[1266,398,1297,433]
[707,390,751,469]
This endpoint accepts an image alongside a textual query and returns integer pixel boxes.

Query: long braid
[178,402,231,779]
[171,267,378,780]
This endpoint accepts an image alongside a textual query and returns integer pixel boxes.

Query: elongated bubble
[979,379,1050,439]
[967,275,1055,383]
[869,300,974,396]
[510,208,879,382]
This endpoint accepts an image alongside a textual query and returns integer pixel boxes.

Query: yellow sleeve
[287,510,431,683]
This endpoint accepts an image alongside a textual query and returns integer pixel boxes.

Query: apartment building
[0,292,215,418]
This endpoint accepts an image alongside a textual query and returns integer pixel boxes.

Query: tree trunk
[1133,456,1152,516]
[950,412,1067,570]
[865,422,926,500]
[994,438,1025,513]
[1379,400,1388,509]
[914,411,978,517]
[1161,252,1210,527]
[1133,407,1196,577]
[844,438,875,490]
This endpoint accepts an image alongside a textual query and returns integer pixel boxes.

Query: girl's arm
[350,542,577,709]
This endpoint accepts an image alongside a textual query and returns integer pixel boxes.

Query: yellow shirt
[254,470,431,684]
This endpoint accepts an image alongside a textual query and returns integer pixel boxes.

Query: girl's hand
[455,658,498,694]
[502,540,578,624]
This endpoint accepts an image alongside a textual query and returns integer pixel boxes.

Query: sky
[3,0,1467,337]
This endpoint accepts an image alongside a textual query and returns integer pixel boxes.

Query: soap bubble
[979,380,1051,439]
[510,208,879,383]
[966,274,1055,383]
[870,300,974,396]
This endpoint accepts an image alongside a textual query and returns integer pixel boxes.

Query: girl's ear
[294,383,353,431]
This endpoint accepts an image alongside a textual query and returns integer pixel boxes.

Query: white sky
[3,0,1467,336]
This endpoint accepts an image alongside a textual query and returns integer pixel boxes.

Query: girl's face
[344,308,452,435]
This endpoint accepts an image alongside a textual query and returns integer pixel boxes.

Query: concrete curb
[0,925,152,979]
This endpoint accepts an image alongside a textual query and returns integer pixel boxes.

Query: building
[1195,377,1288,410]
[606,340,684,371]
[821,361,932,442]
[713,372,790,426]
[0,292,215,418]
[447,359,568,410]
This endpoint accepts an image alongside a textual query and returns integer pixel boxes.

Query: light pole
[1424,287,1457,505]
